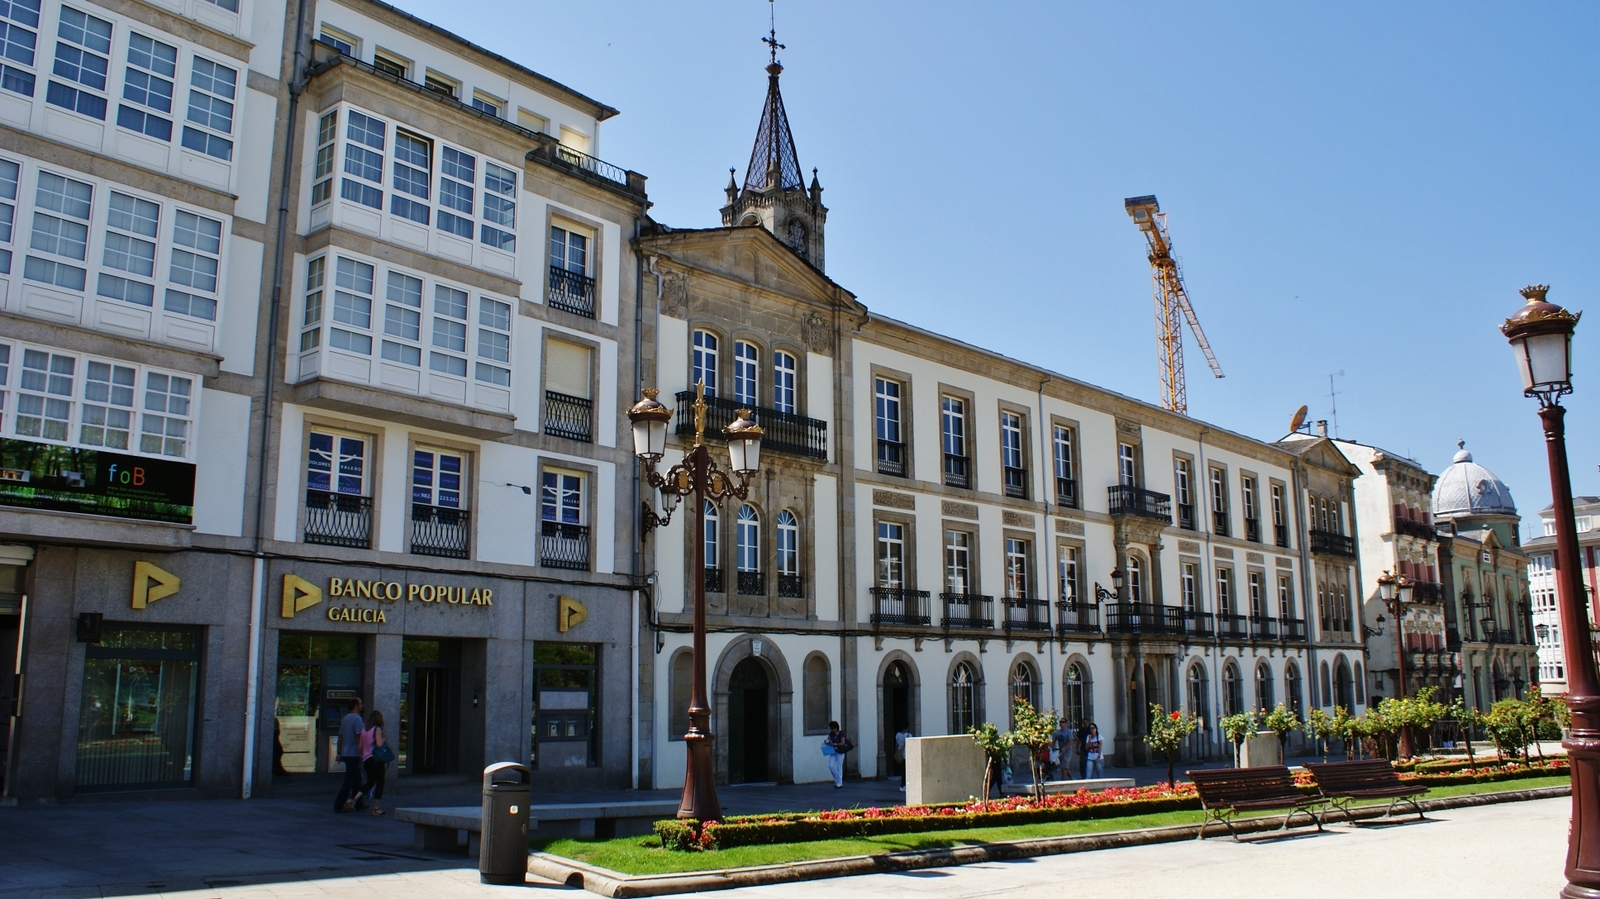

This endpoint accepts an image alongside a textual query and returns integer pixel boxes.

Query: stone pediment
[1278,435,1362,478]
[638,225,864,318]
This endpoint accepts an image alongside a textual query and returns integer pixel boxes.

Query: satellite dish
[1289,405,1309,434]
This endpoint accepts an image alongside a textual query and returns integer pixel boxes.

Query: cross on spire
[743,0,802,191]
[762,0,784,66]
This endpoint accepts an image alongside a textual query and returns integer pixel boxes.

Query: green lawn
[535,777,1568,876]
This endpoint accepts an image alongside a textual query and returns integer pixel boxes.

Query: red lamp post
[1502,284,1595,898]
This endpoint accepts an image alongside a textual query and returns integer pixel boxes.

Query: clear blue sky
[408,0,1600,529]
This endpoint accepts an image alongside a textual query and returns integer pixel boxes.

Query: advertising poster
[0,438,196,524]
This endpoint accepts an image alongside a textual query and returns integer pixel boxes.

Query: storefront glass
[75,626,200,790]
[531,642,597,770]
[399,638,460,774]
[274,633,360,775]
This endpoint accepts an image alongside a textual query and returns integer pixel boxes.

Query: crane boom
[1124,195,1224,415]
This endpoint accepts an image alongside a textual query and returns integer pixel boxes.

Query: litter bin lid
[483,761,531,790]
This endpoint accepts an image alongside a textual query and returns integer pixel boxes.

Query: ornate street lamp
[629,383,762,822]
[1377,571,1416,756]
[1501,284,1596,897]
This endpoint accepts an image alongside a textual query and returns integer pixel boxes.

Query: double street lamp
[628,383,763,822]
[1375,571,1415,756]
[1500,284,1595,898]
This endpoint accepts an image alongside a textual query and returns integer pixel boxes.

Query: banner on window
[0,438,195,524]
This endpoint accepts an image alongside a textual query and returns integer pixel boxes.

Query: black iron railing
[544,390,593,442]
[1184,609,1215,637]
[1394,517,1436,540]
[539,520,590,570]
[1178,503,1196,530]
[1250,615,1278,640]
[304,489,372,548]
[1280,618,1308,641]
[1056,477,1078,509]
[1055,602,1101,635]
[704,566,725,593]
[1484,627,1523,645]
[871,587,930,626]
[1004,597,1051,633]
[1212,510,1231,537]
[410,503,469,559]
[877,439,906,476]
[1108,485,1172,522]
[944,454,969,488]
[777,573,804,598]
[1411,580,1443,601]
[548,265,596,318]
[1104,602,1186,635]
[554,145,629,185]
[1275,522,1289,547]
[942,592,994,629]
[1003,466,1028,499]
[1215,613,1249,639]
[672,391,828,460]
[736,569,765,595]
[1245,518,1261,543]
[1309,528,1356,557]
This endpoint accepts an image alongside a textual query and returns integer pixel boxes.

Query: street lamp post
[1501,284,1597,898]
[1377,571,1415,756]
[629,383,763,822]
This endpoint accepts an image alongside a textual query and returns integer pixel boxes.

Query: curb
[526,785,1570,896]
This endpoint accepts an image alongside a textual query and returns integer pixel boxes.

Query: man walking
[334,697,366,812]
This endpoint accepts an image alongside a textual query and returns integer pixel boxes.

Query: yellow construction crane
[1124,195,1224,415]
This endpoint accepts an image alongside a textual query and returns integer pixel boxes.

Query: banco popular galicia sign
[281,573,493,624]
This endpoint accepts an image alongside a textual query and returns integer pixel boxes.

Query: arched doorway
[1333,656,1354,712]
[1142,662,1159,732]
[883,660,912,778]
[727,658,771,783]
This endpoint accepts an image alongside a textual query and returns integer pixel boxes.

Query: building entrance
[883,661,911,777]
[727,657,770,783]
[274,633,361,776]
[400,639,460,774]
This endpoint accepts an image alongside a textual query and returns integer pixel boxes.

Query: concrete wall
[905,735,985,806]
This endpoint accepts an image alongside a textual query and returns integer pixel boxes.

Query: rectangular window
[46,7,111,120]
[549,225,586,272]
[329,257,373,355]
[0,156,18,274]
[1248,571,1264,618]
[389,130,430,224]
[340,110,383,209]
[471,92,502,117]
[475,297,511,386]
[24,171,92,290]
[116,33,175,141]
[371,51,407,79]
[691,330,717,397]
[1216,567,1233,615]
[412,448,464,509]
[1271,483,1288,546]
[773,351,796,413]
[16,347,74,441]
[436,146,474,238]
[77,627,200,790]
[876,521,904,589]
[96,191,158,307]
[1278,575,1294,620]
[1001,410,1026,498]
[379,270,421,366]
[1053,425,1076,507]
[311,110,336,205]
[1118,442,1137,487]
[481,161,515,250]
[944,529,970,593]
[941,396,966,487]
[1181,562,1198,612]
[317,26,354,56]
[539,470,582,523]
[306,430,366,495]
[1059,545,1080,606]
[422,71,456,99]
[139,371,191,456]
[1209,466,1229,536]
[874,377,903,476]
[165,210,222,320]
[1004,537,1030,598]
[78,359,133,448]
[732,341,757,406]
[299,256,324,351]
[180,58,235,160]
[429,284,467,375]
[0,0,40,98]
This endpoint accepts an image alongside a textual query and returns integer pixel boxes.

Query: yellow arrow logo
[131,561,181,609]
[282,574,323,618]
[557,595,587,633]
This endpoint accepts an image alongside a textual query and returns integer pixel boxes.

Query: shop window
[531,642,598,769]
[76,625,199,790]
[274,632,360,776]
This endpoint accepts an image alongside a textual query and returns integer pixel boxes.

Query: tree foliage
[1010,699,1062,800]
[1143,704,1199,786]
[968,721,1015,806]
[1218,710,1260,767]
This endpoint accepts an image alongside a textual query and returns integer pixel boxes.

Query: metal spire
[744,1,802,191]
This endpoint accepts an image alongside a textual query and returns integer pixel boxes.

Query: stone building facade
[1524,496,1600,696]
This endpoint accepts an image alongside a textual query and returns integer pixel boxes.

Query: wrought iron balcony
[1393,517,1436,540]
[944,454,970,488]
[1274,523,1289,548]
[737,569,765,596]
[1177,503,1196,531]
[1056,477,1078,509]
[1280,618,1308,641]
[539,520,590,570]
[410,503,470,559]
[703,566,724,593]
[942,592,994,629]
[1184,609,1215,637]
[1212,510,1231,537]
[1003,466,1029,500]
[1104,603,1186,636]
[1483,627,1524,645]
[548,265,596,318]
[1003,597,1051,633]
[877,439,906,476]
[304,489,372,548]
[1108,485,1172,523]
[1245,517,1261,543]
[554,144,630,186]
[777,573,804,598]
[1411,580,1444,601]
[544,390,593,442]
[1250,615,1279,640]
[1055,602,1101,635]
[871,587,931,626]
[672,391,828,460]
[1215,613,1249,639]
[1309,528,1356,558]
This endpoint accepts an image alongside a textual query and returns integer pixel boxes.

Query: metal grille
[704,567,724,593]
[544,391,594,442]
[777,574,804,598]
[870,587,930,626]
[1108,485,1172,522]
[1003,597,1050,633]
[1003,466,1028,499]
[877,440,905,476]
[737,569,765,596]
[942,593,994,629]
[539,520,590,570]
[673,391,827,460]
[548,265,596,318]
[410,504,469,559]
[304,489,372,548]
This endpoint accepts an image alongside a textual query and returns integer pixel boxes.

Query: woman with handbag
[823,721,852,788]
[361,710,393,816]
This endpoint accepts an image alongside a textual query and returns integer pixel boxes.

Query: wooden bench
[1187,766,1326,840]
[1304,759,1427,821]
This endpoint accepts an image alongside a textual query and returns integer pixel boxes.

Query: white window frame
[0,0,41,100]
[773,351,796,413]
[306,428,367,497]
[46,6,112,121]
[732,340,758,406]
[776,510,799,576]
[691,330,717,396]
[180,56,237,161]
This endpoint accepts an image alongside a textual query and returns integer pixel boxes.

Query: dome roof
[1433,441,1517,518]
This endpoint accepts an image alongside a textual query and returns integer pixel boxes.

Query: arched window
[1128,556,1144,603]
[1223,662,1243,716]
[1064,663,1087,725]
[1354,662,1366,704]
[803,653,831,734]
[702,501,720,590]
[1333,656,1354,711]
[1284,661,1303,716]
[950,661,977,734]
[776,510,799,576]
[773,351,797,413]
[735,504,760,594]
[1255,661,1274,712]
[668,649,693,740]
[692,330,718,396]
[1320,661,1332,706]
[1010,660,1038,722]
[733,340,758,406]
[1187,663,1210,727]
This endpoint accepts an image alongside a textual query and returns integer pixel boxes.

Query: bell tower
[720,21,827,270]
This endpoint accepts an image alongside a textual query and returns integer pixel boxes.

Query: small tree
[1304,707,1335,762]
[1485,698,1532,765]
[1010,699,1061,800]
[1330,705,1360,759]
[1449,698,1485,768]
[1218,710,1259,767]
[1363,700,1403,760]
[968,721,1014,806]
[1395,686,1450,758]
[1144,704,1199,786]
[1262,703,1301,761]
